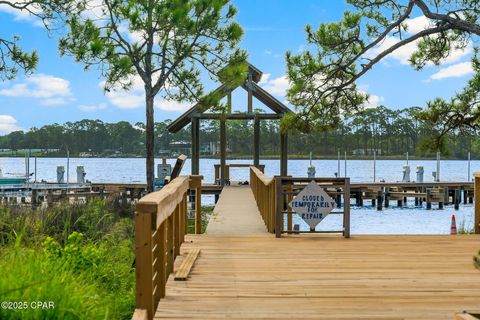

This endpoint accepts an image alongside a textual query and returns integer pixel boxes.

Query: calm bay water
[0,157,475,234]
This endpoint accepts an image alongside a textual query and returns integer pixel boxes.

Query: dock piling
[376,190,383,211]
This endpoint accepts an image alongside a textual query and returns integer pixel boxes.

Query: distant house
[201,141,220,155]
[79,152,95,157]
[352,148,382,156]
[169,141,191,156]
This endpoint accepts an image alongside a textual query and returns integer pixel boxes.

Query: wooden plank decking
[156,234,480,319]
[205,185,267,235]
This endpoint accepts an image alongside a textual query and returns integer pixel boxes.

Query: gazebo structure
[166,62,291,185]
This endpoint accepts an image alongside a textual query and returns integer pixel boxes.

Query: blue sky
[0,0,474,133]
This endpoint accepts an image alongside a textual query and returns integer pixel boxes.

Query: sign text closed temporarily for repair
[289,181,337,229]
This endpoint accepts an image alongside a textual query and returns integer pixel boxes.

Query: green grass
[0,198,216,319]
[0,198,136,320]
[187,206,214,234]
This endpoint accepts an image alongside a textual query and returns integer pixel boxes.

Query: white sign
[157,164,172,181]
[289,180,337,229]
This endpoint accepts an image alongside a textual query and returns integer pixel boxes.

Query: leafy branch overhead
[58,0,245,192]
[286,0,480,145]
[0,0,79,80]
[59,0,246,102]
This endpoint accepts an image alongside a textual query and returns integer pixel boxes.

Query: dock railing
[216,163,265,185]
[250,167,351,238]
[250,166,276,233]
[132,175,202,320]
[274,177,350,238]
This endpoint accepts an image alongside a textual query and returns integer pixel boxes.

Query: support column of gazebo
[167,62,291,185]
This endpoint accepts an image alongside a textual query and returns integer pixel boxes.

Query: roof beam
[193,113,283,120]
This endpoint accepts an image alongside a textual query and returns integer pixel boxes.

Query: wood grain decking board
[174,249,200,281]
[155,234,480,319]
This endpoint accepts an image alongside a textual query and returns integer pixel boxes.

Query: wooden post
[253,116,260,168]
[287,183,293,233]
[384,189,389,208]
[247,72,253,113]
[31,189,38,208]
[191,118,200,175]
[336,188,342,208]
[174,204,181,257]
[280,132,288,176]
[135,209,154,319]
[182,195,187,240]
[376,190,382,211]
[344,178,350,238]
[154,222,166,300]
[426,189,432,210]
[275,177,282,238]
[189,175,203,234]
[454,189,460,210]
[220,118,227,186]
[474,173,480,234]
[167,214,174,276]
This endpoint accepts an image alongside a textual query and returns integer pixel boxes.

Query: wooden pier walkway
[205,185,267,235]
[133,170,480,320]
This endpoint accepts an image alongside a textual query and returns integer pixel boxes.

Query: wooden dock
[156,234,480,320]
[132,170,480,320]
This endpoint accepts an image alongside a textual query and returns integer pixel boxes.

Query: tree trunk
[146,94,155,193]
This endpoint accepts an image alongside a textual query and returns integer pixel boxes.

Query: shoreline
[0,155,473,161]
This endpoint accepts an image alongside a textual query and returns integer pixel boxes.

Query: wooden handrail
[249,166,276,233]
[134,176,190,320]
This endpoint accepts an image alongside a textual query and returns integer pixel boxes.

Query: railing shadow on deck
[132,175,202,320]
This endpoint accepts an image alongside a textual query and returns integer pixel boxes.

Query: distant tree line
[0,106,476,159]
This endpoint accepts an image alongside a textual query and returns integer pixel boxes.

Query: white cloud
[0,0,43,26]
[0,74,73,106]
[81,0,106,20]
[403,15,432,34]
[260,74,289,97]
[100,76,189,112]
[365,15,472,66]
[364,93,384,108]
[78,103,107,112]
[99,76,143,109]
[0,115,22,134]
[365,36,421,65]
[358,85,384,108]
[259,73,270,84]
[430,61,474,80]
[155,99,190,112]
